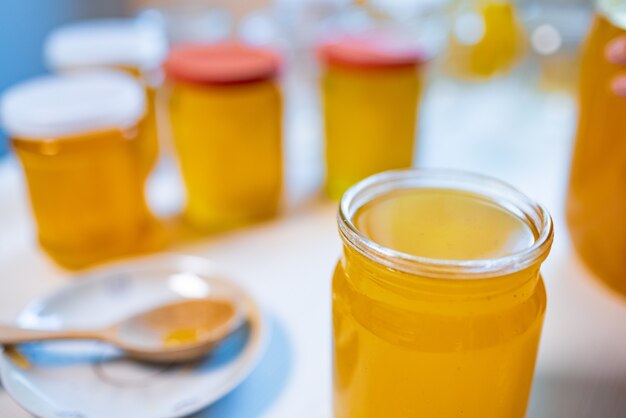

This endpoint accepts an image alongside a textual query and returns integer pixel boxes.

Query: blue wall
[0,0,127,157]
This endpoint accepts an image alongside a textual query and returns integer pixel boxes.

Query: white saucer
[0,255,266,418]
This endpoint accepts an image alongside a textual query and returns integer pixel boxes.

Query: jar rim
[338,169,554,279]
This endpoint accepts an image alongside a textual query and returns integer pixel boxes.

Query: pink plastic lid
[317,32,427,70]
[164,42,281,86]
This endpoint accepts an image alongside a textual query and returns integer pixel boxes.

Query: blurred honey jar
[318,32,426,199]
[445,0,526,79]
[0,72,163,269]
[524,1,591,93]
[44,18,168,176]
[164,43,283,232]
[567,0,626,297]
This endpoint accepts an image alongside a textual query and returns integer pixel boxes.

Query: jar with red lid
[318,32,427,199]
[164,43,283,232]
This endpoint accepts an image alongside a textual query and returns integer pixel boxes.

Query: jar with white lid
[44,18,168,177]
[0,71,162,269]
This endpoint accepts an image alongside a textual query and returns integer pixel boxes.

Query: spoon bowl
[113,298,242,362]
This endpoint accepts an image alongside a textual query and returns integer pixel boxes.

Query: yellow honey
[333,170,553,418]
[163,328,201,346]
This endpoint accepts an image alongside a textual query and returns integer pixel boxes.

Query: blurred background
[0,0,129,156]
[0,0,594,161]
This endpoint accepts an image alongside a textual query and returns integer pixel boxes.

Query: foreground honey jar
[0,72,161,269]
[333,170,553,418]
[319,33,426,199]
[445,0,525,79]
[44,18,168,175]
[567,0,626,296]
[165,43,283,232]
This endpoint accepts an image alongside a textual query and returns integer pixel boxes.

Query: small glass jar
[567,0,626,296]
[44,18,168,176]
[164,43,283,232]
[524,3,591,93]
[444,0,526,79]
[0,71,162,269]
[333,170,553,418]
[318,33,426,199]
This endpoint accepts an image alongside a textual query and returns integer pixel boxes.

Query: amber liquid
[333,188,546,417]
[169,80,283,232]
[567,10,626,296]
[13,128,161,269]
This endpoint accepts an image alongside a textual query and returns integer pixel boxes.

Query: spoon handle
[0,324,106,345]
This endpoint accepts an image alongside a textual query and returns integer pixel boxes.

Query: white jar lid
[0,71,146,140]
[44,18,168,72]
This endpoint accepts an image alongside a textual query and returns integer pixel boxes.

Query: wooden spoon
[0,298,242,363]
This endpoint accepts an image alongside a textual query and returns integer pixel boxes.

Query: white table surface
[1,75,626,418]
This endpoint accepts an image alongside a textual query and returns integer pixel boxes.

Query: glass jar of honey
[318,33,426,199]
[333,169,553,418]
[567,0,626,296]
[0,71,162,269]
[164,43,283,232]
[444,0,526,79]
[44,18,168,176]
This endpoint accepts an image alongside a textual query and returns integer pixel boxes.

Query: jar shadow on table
[159,192,336,246]
[528,372,626,418]
[191,313,293,418]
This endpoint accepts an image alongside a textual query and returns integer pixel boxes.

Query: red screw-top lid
[164,42,282,86]
[317,32,427,70]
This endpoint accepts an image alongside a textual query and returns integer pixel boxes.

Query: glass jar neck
[337,242,547,351]
[341,243,542,310]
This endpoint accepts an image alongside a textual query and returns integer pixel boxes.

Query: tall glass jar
[333,170,553,418]
[567,0,626,296]
[165,43,283,232]
[0,72,162,269]
[319,32,426,199]
[44,18,168,177]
